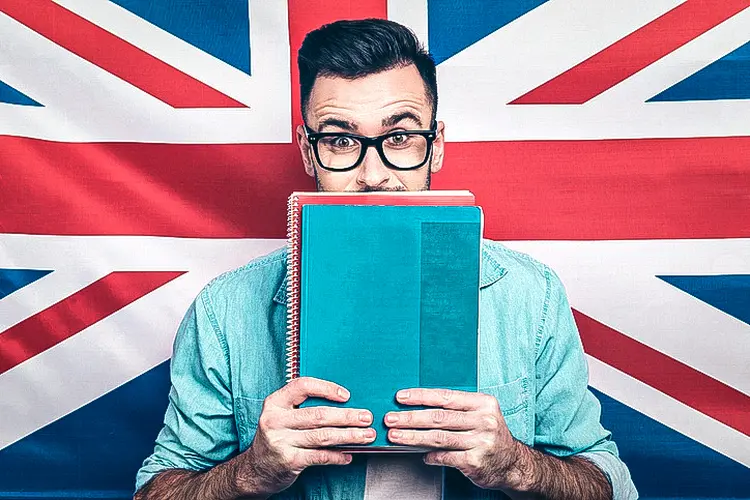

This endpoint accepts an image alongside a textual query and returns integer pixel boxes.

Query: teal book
[285,195,481,450]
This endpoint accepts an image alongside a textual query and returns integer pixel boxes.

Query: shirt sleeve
[135,287,239,492]
[533,266,638,500]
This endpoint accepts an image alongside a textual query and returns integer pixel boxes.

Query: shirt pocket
[479,377,531,445]
[235,396,265,452]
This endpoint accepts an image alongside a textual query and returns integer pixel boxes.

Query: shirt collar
[480,245,507,287]
[273,243,506,306]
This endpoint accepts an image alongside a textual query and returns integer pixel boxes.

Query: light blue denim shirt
[136,241,638,499]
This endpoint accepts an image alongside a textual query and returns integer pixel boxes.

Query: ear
[430,120,445,174]
[296,124,316,177]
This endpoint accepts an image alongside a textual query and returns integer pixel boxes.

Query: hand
[232,377,376,497]
[384,388,525,491]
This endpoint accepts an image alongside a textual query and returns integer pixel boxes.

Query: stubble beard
[314,157,432,193]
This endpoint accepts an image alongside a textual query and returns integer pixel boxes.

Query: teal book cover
[297,204,481,450]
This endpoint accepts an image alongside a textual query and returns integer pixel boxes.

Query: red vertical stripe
[288,0,388,127]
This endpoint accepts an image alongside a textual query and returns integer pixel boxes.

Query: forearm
[133,458,263,500]
[501,441,612,500]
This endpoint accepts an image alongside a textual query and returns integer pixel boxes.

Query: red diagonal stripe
[574,310,750,436]
[0,271,185,375]
[0,0,244,108]
[512,0,750,104]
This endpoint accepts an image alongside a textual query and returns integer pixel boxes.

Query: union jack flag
[1,0,748,497]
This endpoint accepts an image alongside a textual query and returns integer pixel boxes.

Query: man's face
[296,64,444,192]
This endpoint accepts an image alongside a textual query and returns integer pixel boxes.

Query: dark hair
[298,19,437,122]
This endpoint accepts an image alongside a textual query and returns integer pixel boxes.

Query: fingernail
[385,413,398,423]
[364,428,376,438]
[344,454,353,463]
[397,390,409,401]
[359,412,372,423]
[391,430,403,438]
[338,387,350,399]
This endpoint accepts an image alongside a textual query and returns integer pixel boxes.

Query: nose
[356,146,391,189]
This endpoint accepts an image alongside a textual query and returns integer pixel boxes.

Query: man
[134,19,638,499]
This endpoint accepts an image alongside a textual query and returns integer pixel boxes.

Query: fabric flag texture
[0,0,748,498]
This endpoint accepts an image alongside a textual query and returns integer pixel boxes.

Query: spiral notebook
[286,191,481,450]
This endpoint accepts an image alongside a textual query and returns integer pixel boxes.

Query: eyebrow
[382,112,423,128]
[317,118,358,132]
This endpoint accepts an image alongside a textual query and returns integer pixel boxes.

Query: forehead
[306,64,431,127]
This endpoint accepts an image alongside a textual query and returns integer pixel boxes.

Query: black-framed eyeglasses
[304,121,437,172]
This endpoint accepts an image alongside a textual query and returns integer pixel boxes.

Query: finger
[299,449,353,468]
[270,377,350,408]
[387,429,472,450]
[384,408,475,430]
[423,450,466,469]
[285,406,373,430]
[295,427,377,448]
[396,388,484,411]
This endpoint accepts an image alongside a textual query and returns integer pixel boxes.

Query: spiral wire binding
[285,194,301,382]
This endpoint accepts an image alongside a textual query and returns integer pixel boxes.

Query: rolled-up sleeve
[533,267,638,500]
[135,287,239,492]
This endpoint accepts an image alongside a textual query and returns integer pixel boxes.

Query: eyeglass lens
[317,133,429,170]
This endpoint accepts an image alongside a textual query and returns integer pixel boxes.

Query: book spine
[285,194,301,382]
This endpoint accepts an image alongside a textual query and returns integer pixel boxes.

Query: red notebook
[285,190,476,381]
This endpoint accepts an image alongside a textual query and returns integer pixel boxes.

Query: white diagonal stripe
[438,0,686,99]
[0,270,100,332]
[505,239,750,395]
[0,2,291,143]
[436,0,750,140]
[0,235,285,449]
[50,0,289,111]
[589,355,750,467]
[592,6,750,105]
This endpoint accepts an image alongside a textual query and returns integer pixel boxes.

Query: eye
[333,136,354,148]
[320,135,357,151]
[390,134,406,145]
[385,133,414,148]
